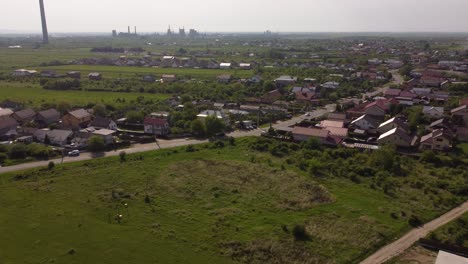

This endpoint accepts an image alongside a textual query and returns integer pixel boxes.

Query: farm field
[0,137,466,264]
[0,80,169,109]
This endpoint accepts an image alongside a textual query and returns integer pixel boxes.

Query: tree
[125,111,144,123]
[93,103,107,117]
[87,136,106,152]
[205,116,225,137]
[9,144,27,159]
[56,101,71,114]
[191,119,206,137]
[0,153,8,164]
[44,134,51,145]
[119,151,126,163]
[399,64,412,78]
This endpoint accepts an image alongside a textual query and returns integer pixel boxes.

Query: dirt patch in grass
[159,160,333,211]
[220,239,331,264]
[390,245,437,264]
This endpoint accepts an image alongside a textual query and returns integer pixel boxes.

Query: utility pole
[39,0,49,44]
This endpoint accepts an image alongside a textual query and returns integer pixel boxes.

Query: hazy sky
[1,0,468,33]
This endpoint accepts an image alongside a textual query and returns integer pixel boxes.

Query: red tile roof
[292,127,330,138]
[144,117,168,126]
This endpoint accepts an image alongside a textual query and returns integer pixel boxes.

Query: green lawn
[0,138,465,264]
[0,80,169,109]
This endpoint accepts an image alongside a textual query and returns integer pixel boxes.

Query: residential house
[350,114,381,131]
[88,72,102,80]
[321,81,340,90]
[420,75,445,87]
[197,110,229,126]
[11,109,36,124]
[34,129,73,146]
[364,101,386,118]
[261,89,282,104]
[247,75,262,84]
[0,100,22,111]
[429,118,452,131]
[239,63,252,70]
[62,109,93,129]
[319,120,348,138]
[384,89,401,98]
[377,127,415,147]
[327,113,347,121]
[0,108,14,120]
[326,127,349,138]
[455,127,468,142]
[92,129,116,145]
[451,105,468,125]
[420,129,453,151]
[422,106,444,119]
[35,109,61,127]
[0,117,19,136]
[162,74,176,83]
[143,113,170,136]
[377,117,409,134]
[142,75,156,82]
[292,126,330,143]
[40,70,58,78]
[274,76,297,87]
[67,71,81,79]
[320,120,344,128]
[219,62,232,69]
[12,69,37,77]
[217,74,232,84]
[294,90,316,104]
[412,88,432,97]
[347,100,389,119]
[291,87,313,93]
[89,116,117,130]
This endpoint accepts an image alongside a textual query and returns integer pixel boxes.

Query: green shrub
[48,161,55,170]
[292,225,310,241]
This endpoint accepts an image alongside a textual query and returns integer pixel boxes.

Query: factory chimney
[128,26,130,34]
[39,0,49,44]
[134,26,137,35]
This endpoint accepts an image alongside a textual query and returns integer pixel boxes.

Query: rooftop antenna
[39,0,49,44]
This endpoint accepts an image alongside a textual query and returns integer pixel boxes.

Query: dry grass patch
[158,159,333,211]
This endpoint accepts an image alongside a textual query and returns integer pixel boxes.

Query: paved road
[360,201,468,264]
[273,104,336,130]
[0,129,261,174]
[362,70,404,100]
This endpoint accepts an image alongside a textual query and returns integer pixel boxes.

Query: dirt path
[360,201,468,264]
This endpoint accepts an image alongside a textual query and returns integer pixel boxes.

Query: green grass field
[36,65,254,79]
[0,80,169,109]
[0,138,465,264]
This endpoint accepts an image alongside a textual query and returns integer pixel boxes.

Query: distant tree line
[90,46,145,53]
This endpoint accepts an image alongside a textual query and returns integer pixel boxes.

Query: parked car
[68,150,80,157]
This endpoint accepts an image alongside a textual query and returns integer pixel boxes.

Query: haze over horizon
[1,0,468,33]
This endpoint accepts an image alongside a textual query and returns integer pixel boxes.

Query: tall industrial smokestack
[128,26,130,34]
[39,0,49,44]
[134,26,137,35]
